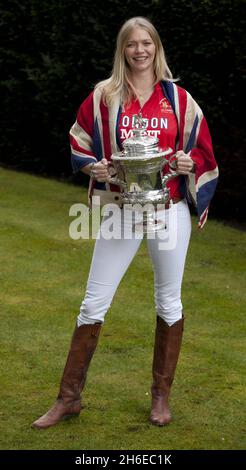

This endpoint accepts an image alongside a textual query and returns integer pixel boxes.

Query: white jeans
[77,200,191,327]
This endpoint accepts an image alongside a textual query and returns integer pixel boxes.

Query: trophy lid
[122,113,159,156]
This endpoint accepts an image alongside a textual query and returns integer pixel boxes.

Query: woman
[32,17,218,429]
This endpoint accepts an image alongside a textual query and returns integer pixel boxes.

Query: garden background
[0,0,245,452]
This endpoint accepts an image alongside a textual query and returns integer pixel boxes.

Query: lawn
[0,168,245,450]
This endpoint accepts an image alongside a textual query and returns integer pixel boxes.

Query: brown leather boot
[150,315,184,426]
[32,322,101,429]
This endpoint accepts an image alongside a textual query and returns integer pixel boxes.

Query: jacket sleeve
[69,91,97,173]
[182,92,219,228]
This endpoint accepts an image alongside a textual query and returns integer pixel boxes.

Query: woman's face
[124,27,156,74]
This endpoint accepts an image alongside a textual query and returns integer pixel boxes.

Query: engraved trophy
[108,113,178,232]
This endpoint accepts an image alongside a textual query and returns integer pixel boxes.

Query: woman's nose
[135,43,144,53]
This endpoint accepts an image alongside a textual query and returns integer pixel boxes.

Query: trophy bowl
[108,114,178,232]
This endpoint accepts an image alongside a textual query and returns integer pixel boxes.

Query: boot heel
[32,323,102,430]
[150,316,184,425]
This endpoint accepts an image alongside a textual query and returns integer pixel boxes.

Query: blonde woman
[32,17,218,429]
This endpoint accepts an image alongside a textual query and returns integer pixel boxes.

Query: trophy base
[121,189,170,206]
[134,221,166,234]
[120,189,170,234]
[132,210,167,234]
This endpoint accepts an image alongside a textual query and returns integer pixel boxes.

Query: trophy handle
[161,154,179,187]
[107,176,127,188]
[161,171,179,187]
[169,154,178,170]
[107,162,127,188]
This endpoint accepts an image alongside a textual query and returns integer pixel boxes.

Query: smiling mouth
[133,57,148,61]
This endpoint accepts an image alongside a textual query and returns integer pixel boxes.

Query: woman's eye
[126,41,152,48]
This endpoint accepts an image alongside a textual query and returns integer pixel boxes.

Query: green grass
[0,167,245,450]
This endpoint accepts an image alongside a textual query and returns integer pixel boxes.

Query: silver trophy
[108,113,178,232]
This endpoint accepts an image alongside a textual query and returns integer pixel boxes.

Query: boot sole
[149,417,171,426]
[32,412,80,430]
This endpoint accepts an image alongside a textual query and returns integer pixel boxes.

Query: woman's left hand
[175,151,195,175]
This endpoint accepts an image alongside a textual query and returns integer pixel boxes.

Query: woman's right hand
[86,158,110,182]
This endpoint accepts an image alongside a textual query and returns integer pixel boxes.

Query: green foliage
[0,168,245,450]
[1,0,245,220]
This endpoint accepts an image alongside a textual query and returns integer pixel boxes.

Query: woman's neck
[129,70,155,92]
[128,71,156,108]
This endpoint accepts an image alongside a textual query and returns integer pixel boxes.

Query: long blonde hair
[95,17,176,107]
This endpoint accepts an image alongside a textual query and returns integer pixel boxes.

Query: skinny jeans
[77,200,191,327]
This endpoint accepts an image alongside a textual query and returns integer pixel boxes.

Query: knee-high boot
[32,322,102,429]
[150,316,184,426]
